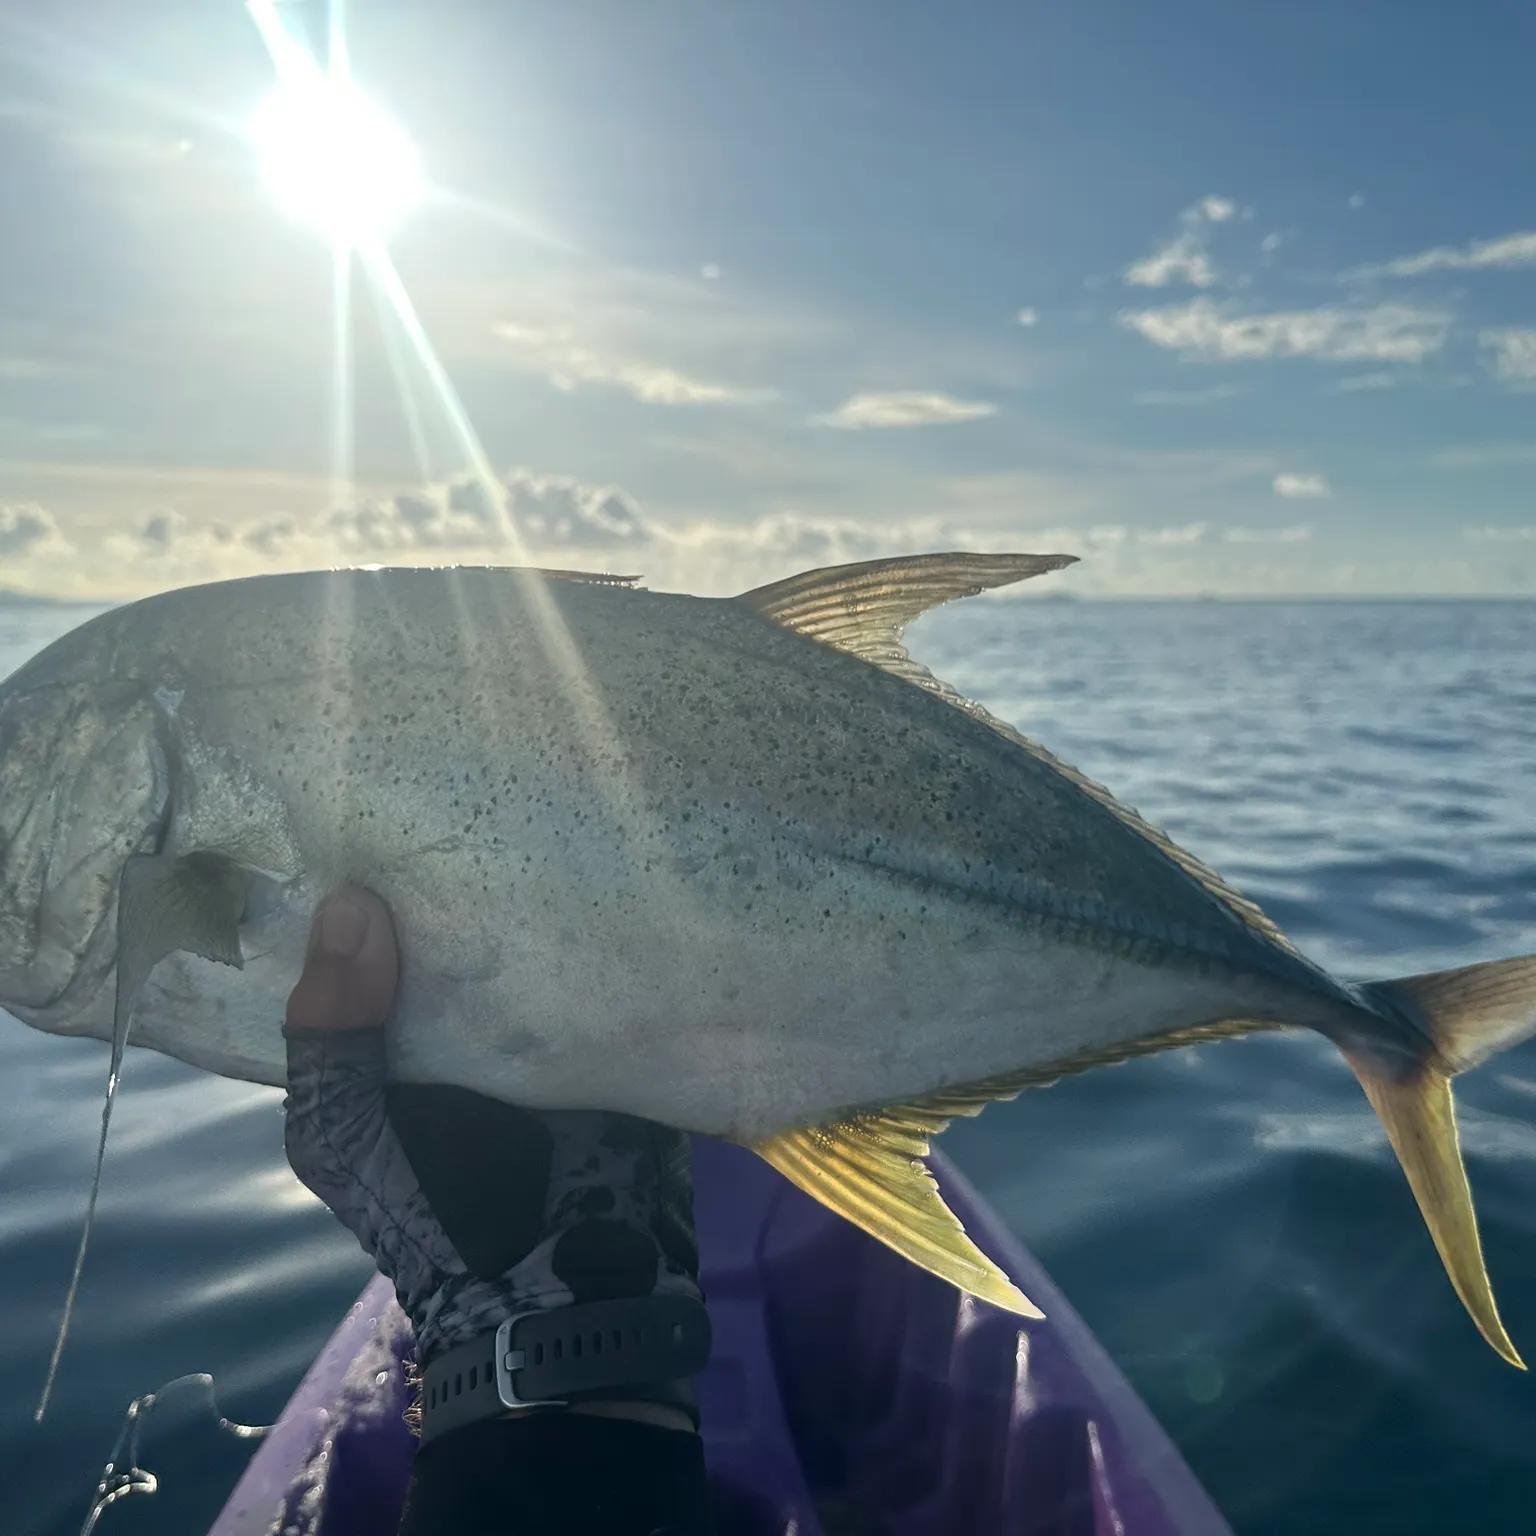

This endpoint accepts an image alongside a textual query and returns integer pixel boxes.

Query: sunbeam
[356,247,520,550]
[369,277,436,485]
[241,0,691,905]
[331,243,353,507]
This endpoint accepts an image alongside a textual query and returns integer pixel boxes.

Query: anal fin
[751,1021,1281,1318]
[754,1109,1044,1318]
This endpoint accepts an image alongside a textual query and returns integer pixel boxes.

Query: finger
[284,886,400,1031]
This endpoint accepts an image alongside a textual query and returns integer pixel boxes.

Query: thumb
[284,887,400,1031]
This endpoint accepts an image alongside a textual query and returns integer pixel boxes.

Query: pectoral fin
[753,1106,1044,1318]
[35,850,249,1422]
[114,850,248,1067]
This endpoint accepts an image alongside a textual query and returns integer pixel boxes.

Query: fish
[3,552,1534,1408]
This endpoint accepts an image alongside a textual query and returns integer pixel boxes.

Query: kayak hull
[211,1141,1232,1535]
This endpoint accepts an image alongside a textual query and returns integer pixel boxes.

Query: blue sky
[0,0,1532,598]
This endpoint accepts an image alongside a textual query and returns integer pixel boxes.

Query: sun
[249,70,423,247]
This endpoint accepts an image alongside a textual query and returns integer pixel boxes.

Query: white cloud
[50,466,653,597]
[505,473,649,545]
[105,507,304,567]
[327,470,650,555]
[1120,297,1450,363]
[1260,232,1282,255]
[1015,308,1039,327]
[325,495,486,556]
[1273,473,1330,499]
[4,475,1529,602]
[1135,383,1243,406]
[0,503,69,559]
[243,515,298,556]
[1356,229,1536,279]
[1224,525,1314,544]
[1123,194,1238,289]
[493,322,746,404]
[1125,233,1219,290]
[1480,328,1536,383]
[1348,193,1366,210]
[655,516,1225,594]
[619,368,742,405]
[138,511,180,554]
[813,391,998,430]
[1138,522,1209,545]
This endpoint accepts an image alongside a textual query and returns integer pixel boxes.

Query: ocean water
[1,595,1534,1535]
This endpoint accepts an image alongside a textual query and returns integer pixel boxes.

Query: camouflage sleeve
[283,1027,465,1322]
[285,1031,703,1369]
[391,1107,704,1365]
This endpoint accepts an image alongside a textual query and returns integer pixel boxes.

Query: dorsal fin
[738,552,1077,678]
[474,567,641,587]
[741,551,1301,961]
[520,568,641,586]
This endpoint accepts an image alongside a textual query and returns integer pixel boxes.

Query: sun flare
[249,71,423,246]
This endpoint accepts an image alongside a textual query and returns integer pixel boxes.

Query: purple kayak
[211,1140,1231,1536]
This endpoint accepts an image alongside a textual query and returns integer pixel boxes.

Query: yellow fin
[751,1022,1278,1320]
[740,552,1302,962]
[1350,1060,1524,1369]
[1350,952,1536,1367]
[738,552,1077,678]
[1363,954,1536,1075]
[754,1111,1044,1318]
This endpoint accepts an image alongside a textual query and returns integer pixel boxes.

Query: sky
[0,0,1533,600]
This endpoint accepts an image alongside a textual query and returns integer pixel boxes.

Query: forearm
[284,1026,459,1313]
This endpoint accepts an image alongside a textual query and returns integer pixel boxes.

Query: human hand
[281,888,710,1442]
[284,885,400,1031]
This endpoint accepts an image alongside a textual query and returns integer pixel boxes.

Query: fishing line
[76,1373,271,1536]
[35,1052,124,1423]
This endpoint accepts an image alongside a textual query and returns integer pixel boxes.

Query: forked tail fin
[1351,955,1536,1369]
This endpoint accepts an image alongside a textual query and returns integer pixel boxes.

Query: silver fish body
[4,557,1534,1365]
[1,564,1361,1139]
